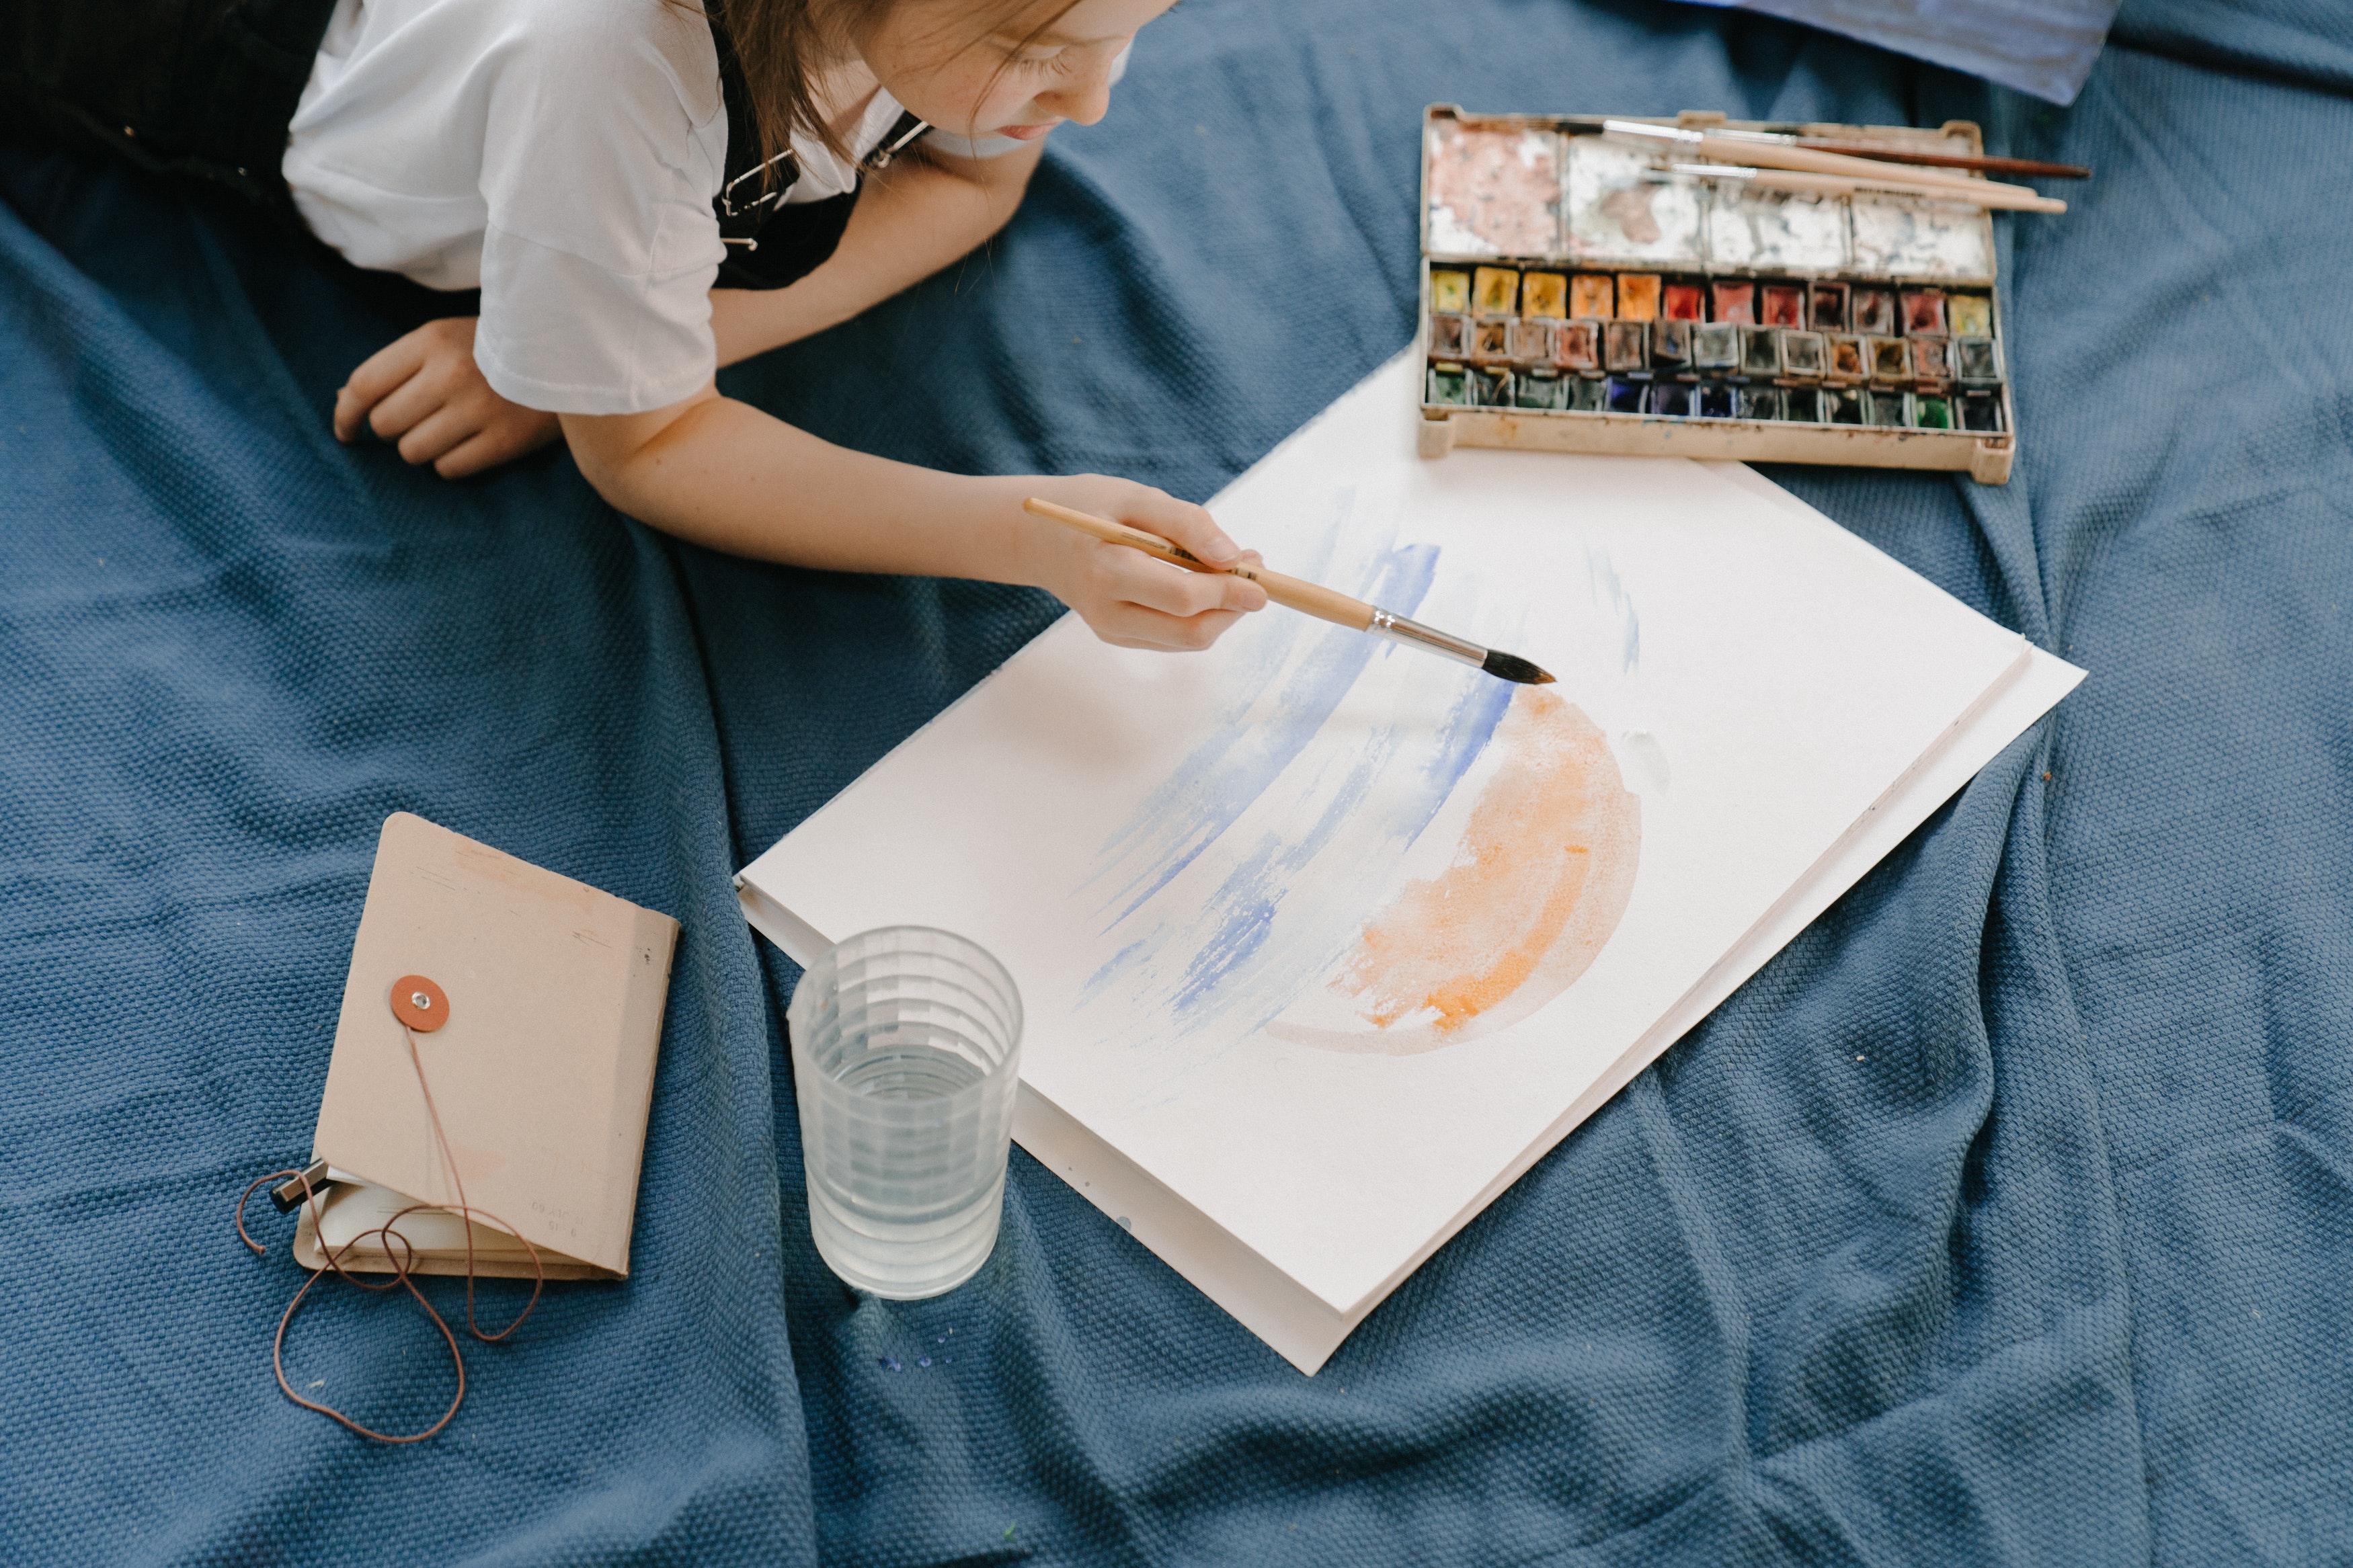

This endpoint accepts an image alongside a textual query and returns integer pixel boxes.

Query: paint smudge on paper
[1587,550,1640,674]
[1273,689,1640,1055]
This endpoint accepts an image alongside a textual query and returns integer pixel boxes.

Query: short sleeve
[469,0,728,415]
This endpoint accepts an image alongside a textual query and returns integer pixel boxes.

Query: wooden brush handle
[1023,498,1375,632]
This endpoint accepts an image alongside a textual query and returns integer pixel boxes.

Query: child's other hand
[1026,478,1268,652]
[333,317,561,479]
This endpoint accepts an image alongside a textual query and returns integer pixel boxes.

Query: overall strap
[707,2,928,290]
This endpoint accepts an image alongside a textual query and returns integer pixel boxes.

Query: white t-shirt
[282,0,1075,415]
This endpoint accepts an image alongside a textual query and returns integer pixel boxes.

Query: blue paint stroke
[1164,670,1513,1033]
[1587,549,1641,674]
[1080,660,1515,1063]
[1088,530,1441,927]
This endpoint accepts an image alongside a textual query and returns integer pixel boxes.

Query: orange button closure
[391,974,450,1032]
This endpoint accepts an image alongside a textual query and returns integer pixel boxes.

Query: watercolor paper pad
[737,354,2061,1370]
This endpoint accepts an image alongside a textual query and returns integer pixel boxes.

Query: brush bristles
[1480,650,1555,686]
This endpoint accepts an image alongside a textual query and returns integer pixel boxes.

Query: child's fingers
[333,334,430,442]
[1093,545,1259,620]
[431,430,506,480]
[1092,602,1248,653]
[394,407,475,467]
[1117,489,1242,569]
[366,372,450,442]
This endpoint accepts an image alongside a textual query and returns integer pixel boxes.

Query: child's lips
[994,120,1061,141]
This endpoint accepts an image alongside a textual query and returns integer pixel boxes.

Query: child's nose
[1038,66,1115,126]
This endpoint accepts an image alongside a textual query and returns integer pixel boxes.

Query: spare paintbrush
[1703,126,2089,180]
[1023,497,1554,686]
[1603,120,2067,214]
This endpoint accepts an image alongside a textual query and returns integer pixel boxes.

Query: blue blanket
[5,0,2348,1561]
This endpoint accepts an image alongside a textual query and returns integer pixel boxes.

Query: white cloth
[282,0,1072,415]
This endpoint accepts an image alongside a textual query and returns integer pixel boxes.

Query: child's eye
[1008,46,1074,75]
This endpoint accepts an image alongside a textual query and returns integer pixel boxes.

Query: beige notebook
[291,813,678,1281]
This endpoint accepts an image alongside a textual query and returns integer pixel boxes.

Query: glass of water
[787,927,1023,1298]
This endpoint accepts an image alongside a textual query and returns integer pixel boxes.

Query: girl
[11,0,1265,653]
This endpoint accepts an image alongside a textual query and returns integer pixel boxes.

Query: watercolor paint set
[1417,108,2020,483]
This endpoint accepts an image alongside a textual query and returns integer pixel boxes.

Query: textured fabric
[3,0,2350,1562]
[1668,0,2125,104]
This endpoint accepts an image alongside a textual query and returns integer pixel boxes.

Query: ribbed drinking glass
[787,927,1022,1298]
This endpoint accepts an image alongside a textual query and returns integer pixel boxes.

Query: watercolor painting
[1070,495,1641,1069]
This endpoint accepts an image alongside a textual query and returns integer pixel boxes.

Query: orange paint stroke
[1275,688,1640,1056]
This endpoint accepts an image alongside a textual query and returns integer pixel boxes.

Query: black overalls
[1,0,918,293]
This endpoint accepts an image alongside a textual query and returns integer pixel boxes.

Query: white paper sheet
[739,353,2079,1370]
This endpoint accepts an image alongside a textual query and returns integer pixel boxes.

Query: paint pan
[1851,288,1897,335]
[1691,323,1741,372]
[1556,319,1604,372]
[1427,363,1470,406]
[1663,281,1706,321]
[1515,368,1570,410]
[1780,330,1827,379]
[1508,317,1558,364]
[1954,337,2003,383]
[1650,380,1698,417]
[1604,376,1648,414]
[1808,281,1849,333]
[1761,285,1806,327]
[1698,380,1736,418]
[1603,320,1650,373]
[1913,393,1954,429]
[1569,274,1615,319]
[1910,335,1952,382]
[1961,391,2003,431]
[1428,313,1468,358]
[1472,267,1521,315]
[1864,388,1910,427]
[1569,374,1607,413]
[1827,386,1865,425]
[1472,365,1515,407]
[1471,316,1514,364]
[1742,327,1784,378]
[1737,386,1784,421]
[1868,336,1911,381]
[1521,271,1569,319]
[1784,387,1828,423]
[1948,294,1994,337]
[1711,280,1757,325]
[1616,272,1663,322]
[1901,289,1948,335]
[1429,269,1471,314]
[1827,335,1867,381]
[1424,120,1562,255]
[1649,319,1693,369]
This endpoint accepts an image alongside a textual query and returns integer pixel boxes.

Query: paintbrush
[1702,126,2089,181]
[1665,161,2069,216]
[1023,497,1554,686]
[1603,120,2067,214]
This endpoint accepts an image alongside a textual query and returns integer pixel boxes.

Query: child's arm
[710,140,1041,366]
[561,391,1266,651]
[333,140,1040,479]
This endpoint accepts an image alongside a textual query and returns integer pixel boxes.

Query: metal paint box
[1417,106,2019,482]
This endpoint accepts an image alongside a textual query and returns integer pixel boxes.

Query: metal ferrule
[1367,608,1487,669]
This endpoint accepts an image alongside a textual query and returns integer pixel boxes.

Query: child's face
[861,0,1176,142]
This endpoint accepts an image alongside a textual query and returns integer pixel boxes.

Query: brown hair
[715,0,1078,175]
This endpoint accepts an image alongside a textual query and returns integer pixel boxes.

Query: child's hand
[333,317,562,479]
[1024,477,1268,651]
